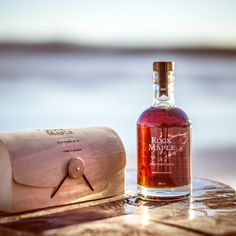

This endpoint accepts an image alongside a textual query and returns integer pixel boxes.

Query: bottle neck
[152,71,175,108]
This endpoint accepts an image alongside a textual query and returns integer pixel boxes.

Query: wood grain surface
[0,170,235,236]
[0,127,126,212]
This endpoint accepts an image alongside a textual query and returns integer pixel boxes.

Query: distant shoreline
[0,42,236,57]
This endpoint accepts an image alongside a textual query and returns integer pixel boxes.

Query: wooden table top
[0,170,236,236]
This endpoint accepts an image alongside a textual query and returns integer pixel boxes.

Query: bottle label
[138,126,191,188]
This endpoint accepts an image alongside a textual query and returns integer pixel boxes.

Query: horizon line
[0,41,236,56]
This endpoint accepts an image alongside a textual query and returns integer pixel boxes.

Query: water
[0,51,236,188]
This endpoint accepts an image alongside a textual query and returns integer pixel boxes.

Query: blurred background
[0,0,236,188]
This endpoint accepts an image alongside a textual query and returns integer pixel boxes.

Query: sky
[0,0,236,48]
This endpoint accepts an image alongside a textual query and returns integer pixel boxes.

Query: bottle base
[137,184,191,201]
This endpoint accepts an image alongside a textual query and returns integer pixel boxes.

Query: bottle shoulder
[137,106,191,127]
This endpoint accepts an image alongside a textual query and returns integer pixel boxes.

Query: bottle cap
[152,61,175,97]
[153,61,174,72]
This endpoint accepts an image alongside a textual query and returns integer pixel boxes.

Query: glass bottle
[137,61,191,200]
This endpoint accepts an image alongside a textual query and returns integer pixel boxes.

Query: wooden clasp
[68,158,85,179]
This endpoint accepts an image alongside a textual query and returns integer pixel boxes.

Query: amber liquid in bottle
[137,61,191,200]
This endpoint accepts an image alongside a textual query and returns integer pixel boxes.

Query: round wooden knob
[68,158,85,179]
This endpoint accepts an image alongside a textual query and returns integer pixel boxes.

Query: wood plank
[0,170,235,236]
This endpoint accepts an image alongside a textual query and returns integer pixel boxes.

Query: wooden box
[0,127,126,213]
